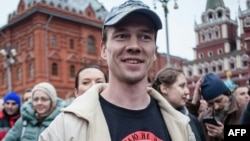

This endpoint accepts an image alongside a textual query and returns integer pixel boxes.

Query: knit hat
[201,73,229,101]
[4,91,21,107]
[32,82,57,108]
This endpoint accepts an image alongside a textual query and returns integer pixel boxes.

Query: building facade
[0,0,110,99]
[183,0,250,94]
[0,0,177,99]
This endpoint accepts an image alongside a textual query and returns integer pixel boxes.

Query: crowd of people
[0,0,249,141]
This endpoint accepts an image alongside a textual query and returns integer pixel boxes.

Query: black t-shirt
[100,95,172,141]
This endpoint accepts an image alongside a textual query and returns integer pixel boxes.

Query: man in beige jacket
[39,0,195,140]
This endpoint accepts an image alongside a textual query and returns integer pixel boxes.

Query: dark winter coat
[0,109,20,140]
[240,101,250,124]
[177,106,206,141]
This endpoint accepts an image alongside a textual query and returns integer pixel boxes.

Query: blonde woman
[3,82,67,141]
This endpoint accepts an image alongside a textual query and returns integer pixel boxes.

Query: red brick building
[0,0,181,99]
[0,0,110,99]
[183,0,250,94]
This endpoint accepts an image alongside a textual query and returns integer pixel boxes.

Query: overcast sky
[0,0,247,60]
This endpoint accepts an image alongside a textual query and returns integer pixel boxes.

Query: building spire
[247,0,250,9]
[238,0,241,11]
[206,0,225,10]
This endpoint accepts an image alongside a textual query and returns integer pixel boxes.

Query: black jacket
[241,101,250,124]
[177,106,206,141]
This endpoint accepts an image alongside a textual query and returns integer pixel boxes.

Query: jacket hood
[62,83,106,119]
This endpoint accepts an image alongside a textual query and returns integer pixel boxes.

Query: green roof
[206,0,225,10]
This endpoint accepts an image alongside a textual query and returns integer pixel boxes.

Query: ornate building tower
[238,0,250,85]
[183,0,249,94]
[195,0,237,60]
[0,0,109,99]
[239,0,250,51]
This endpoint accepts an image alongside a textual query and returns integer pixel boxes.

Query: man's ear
[100,41,107,59]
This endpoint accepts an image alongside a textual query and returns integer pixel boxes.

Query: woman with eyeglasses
[3,82,67,141]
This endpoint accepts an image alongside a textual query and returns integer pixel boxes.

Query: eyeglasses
[33,97,50,102]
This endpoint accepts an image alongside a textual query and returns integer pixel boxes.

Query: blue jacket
[3,98,67,141]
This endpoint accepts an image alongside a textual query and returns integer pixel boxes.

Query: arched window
[69,39,74,50]
[208,12,213,21]
[2,72,7,85]
[29,63,34,78]
[17,67,22,81]
[51,35,57,46]
[211,61,217,72]
[215,31,218,37]
[204,68,208,73]
[204,62,209,73]
[241,54,249,67]
[202,34,205,41]
[245,17,250,27]
[198,68,203,75]
[198,64,203,75]
[87,36,96,53]
[217,10,223,18]
[213,26,220,38]
[229,57,236,70]
[218,65,222,71]
[200,30,206,42]
[188,70,192,77]
[217,48,223,55]
[52,63,58,76]
[69,65,75,78]
[208,51,213,57]
[29,36,33,48]
[208,33,212,39]
[16,41,21,53]
[217,60,223,72]
[187,66,192,77]
[199,53,204,59]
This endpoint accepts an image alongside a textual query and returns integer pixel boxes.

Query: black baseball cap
[103,0,162,31]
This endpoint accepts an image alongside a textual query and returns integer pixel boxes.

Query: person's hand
[191,77,203,104]
[205,121,224,137]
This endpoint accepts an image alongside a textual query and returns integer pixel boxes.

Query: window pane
[69,65,75,78]
[52,63,58,76]
[51,35,57,46]
[87,36,96,53]
[69,39,74,50]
